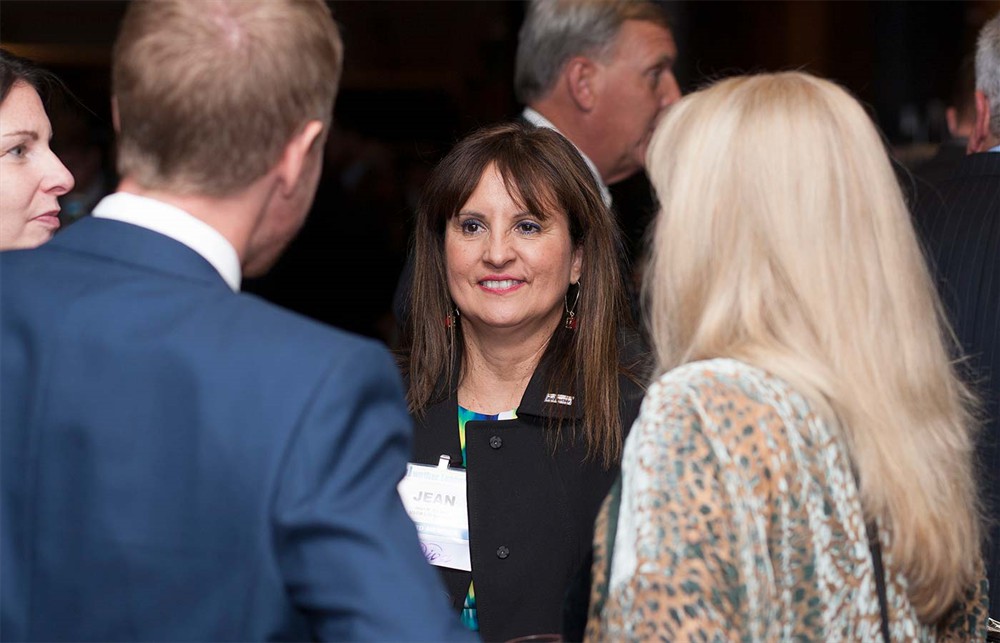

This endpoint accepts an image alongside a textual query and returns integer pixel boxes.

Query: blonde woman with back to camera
[586,72,988,641]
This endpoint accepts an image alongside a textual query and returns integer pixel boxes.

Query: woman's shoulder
[637,358,819,464]
[649,358,803,412]
[656,356,764,383]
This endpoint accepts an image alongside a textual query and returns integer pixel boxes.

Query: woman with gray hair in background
[587,72,988,641]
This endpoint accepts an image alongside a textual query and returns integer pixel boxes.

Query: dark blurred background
[3,0,997,345]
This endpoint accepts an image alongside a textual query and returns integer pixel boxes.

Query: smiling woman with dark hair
[398,122,649,642]
[0,48,74,250]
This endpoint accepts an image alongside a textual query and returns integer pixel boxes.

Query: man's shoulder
[913,153,1000,228]
[2,239,395,379]
[227,291,392,362]
[935,153,1000,194]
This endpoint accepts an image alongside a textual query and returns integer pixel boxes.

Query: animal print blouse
[586,359,988,642]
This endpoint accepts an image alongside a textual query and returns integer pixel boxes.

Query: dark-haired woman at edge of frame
[1,48,75,250]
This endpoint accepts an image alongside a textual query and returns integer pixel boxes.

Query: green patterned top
[587,359,988,642]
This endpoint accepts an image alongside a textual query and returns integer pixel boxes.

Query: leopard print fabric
[586,358,988,642]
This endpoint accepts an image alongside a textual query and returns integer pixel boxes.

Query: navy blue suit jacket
[1,217,472,642]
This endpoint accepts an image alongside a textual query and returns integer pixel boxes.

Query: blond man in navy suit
[0,2,473,641]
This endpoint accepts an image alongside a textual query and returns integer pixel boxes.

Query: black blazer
[410,336,648,642]
[913,151,1000,608]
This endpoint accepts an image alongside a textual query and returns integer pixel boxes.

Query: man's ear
[967,90,991,153]
[565,56,599,112]
[111,96,121,134]
[945,107,959,139]
[276,120,325,197]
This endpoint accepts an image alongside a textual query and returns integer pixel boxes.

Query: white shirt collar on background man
[92,192,242,292]
[521,107,613,207]
[989,144,1000,153]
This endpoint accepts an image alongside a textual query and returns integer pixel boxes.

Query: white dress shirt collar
[521,107,613,207]
[989,144,1000,153]
[92,192,242,292]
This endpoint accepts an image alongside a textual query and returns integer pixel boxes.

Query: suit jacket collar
[520,107,612,207]
[956,151,1000,178]
[92,192,241,291]
[48,216,233,292]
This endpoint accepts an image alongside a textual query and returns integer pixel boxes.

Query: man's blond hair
[113,0,342,196]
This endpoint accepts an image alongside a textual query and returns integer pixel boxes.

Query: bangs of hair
[495,147,584,243]
[427,126,586,244]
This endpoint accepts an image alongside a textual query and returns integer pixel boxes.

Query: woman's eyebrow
[2,130,39,140]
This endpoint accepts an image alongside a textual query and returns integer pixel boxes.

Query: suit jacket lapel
[50,217,233,291]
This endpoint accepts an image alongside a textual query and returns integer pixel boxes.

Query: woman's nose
[45,151,75,197]
[483,232,514,266]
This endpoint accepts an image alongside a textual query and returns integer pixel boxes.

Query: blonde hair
[113,0,342,196]
[644,71,980,623]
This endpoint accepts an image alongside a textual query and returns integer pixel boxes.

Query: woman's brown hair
[401,122,636,466]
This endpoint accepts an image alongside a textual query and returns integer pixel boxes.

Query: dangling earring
[445,307,460,328]
[564,282,581,330]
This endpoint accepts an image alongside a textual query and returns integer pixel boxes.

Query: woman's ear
[570,244,583,285]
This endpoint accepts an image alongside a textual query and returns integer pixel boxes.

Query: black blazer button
[496,545,510,559]
[489,435,503,449]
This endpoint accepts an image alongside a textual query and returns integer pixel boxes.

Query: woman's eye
[460,220,483,234]
[516,221,541,234]
[4,144,27,159]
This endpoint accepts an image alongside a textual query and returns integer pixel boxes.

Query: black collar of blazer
[425,327,649,422]
[417,333,585,423]
[516,349,585,421]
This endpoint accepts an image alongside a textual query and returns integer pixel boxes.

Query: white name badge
[397,455,471,571]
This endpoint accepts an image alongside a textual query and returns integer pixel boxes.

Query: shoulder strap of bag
[852,460,891,642]
[864,517,892,642]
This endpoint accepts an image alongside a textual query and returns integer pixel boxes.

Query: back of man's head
[514,0,670,106]
[112,0,342,197]
[975,11,1000,140]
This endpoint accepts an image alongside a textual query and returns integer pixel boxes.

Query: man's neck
[527,100,601,173]
[117,177,270,267]
[523,103,613,206]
